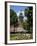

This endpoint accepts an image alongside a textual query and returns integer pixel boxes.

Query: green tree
[25,7,33,33]
[10,9,18,32]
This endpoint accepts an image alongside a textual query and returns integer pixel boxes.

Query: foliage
[22,21,28,30]
[24,7,33,33]
[10,9,18,26]
[10,9,18,32]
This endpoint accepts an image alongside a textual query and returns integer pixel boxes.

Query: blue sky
[10,5,28,13]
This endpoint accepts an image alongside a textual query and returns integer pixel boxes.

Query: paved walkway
[10,21,28,32]
[10,26,27,32]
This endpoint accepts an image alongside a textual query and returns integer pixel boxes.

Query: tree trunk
[14,24,15,33]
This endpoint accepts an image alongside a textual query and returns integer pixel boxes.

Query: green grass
[10,33,32,40]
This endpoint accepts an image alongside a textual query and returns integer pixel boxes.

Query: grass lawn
[10,33,32,40]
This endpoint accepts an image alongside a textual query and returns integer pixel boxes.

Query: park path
[10,21,28,32]
[10,25,27,32]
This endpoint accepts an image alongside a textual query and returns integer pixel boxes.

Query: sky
[10,5,28,13]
